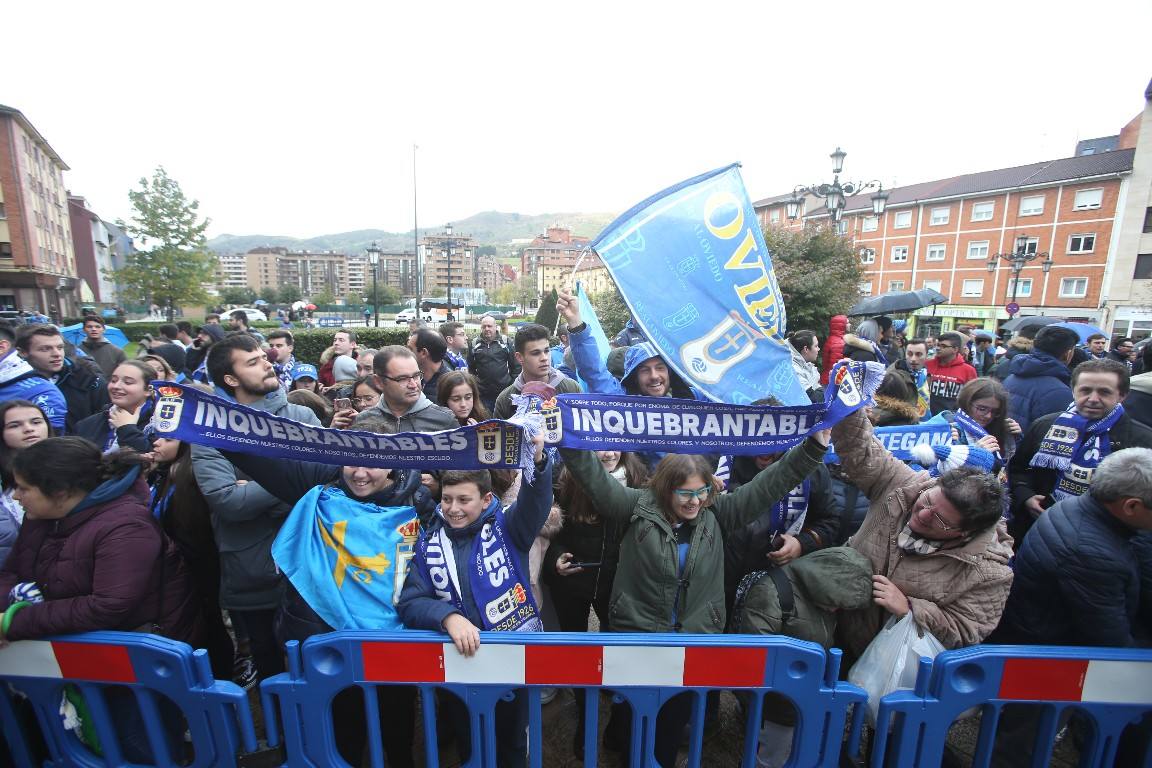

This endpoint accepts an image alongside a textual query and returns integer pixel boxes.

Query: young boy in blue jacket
[398,431,551,768]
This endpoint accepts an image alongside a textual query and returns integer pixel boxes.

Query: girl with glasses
[558,432,830,767]
[952,377,1021,473]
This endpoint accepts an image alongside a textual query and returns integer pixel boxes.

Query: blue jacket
[992,493,1145,648]
[397,455,554,632]
[0,351,68,431]
[1003,351,1072,433]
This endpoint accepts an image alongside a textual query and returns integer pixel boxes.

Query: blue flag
[271,486,420,630]
[591,164,804,405]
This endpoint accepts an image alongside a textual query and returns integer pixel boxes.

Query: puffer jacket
[821,315,847,385]
[558,438,828,634]
[192,388,323,611]
[53,357,111,433]
[830,409,1014,659]
[991,493,1144,648]
[1003,351,1073,433]
[0,351,68,431]
[990,336,1033,381]
[0,471,198,643]
[842,334,882,364]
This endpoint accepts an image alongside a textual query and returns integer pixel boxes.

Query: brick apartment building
[0,104,79,317]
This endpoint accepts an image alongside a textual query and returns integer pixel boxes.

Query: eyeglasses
[937,343,955,350]
[970,404,999,417]
[381,372,423,385]
[673,486,711,501]
[352,394,379,406]
[919,488,959,531]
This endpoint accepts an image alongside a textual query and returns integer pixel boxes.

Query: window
[967,240,990,260]
[893,211,912,229]
[1073,189,1103,210]
[1018,237,1040,255]
[1019,195,1045,216]
[0,242,11,259]
[860,248,875,264]
[1135,254,1152,280]
[888,280,905,291]
[926,244,946,261]
[1059,278,1088,298]
[961,279,985,297]
[971,201,994,221]
[891,246,909,263]
[769,209,780,224]
[1142,206,1152,234]
[859,281,873,296]
[1006,278,1033,298]
[1067,234,1095,253]
[930,207,949,225]
[862,216,878,232]
[921,279,943,292]
[0,202,6,219]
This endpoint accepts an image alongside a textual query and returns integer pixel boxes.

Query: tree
[111,167,216,321]
[534,288,559,333]
[311,287,337,307]
[590,283,631,339]
[278,285,303,304]
[218,286,256,306]
[378,285,402,306]
[765,224,866,336]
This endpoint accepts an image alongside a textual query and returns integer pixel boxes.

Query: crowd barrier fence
[871,644,1152,768]
[0,631,257,767]
[260,630,864,768]
[3,631,1152,767]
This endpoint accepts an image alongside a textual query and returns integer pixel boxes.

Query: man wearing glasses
[354,345,457,433]
[924,331,977,415]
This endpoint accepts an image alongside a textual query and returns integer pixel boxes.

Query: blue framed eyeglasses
[673,486,711,501]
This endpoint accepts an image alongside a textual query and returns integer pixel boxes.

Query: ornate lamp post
[987,234,1053,318]
[442,223,460,321]
[785,147,890,229]
[366,242,381,327]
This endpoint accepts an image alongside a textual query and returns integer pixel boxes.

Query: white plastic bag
[847,612,945,724]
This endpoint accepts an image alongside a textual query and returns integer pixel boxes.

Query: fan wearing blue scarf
[399,430,552,768]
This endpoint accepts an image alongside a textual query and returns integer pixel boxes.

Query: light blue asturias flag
[271,486,420,630]
[571,280,612,390]
[591,164,805,405]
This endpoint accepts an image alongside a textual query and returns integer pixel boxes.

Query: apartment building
[520,226,590,278]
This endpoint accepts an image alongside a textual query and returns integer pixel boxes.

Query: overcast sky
[5,1,1150,240]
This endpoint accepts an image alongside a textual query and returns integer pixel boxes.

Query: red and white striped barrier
[361,641,772,688]
[997,657,1152,705]
[0,639,136,682]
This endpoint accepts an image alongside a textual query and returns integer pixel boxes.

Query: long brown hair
[956,377,1011,448]
[557,452,649,524]
[648,454,722,525]
[436,370,489,423]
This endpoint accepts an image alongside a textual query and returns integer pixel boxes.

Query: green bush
[290,328,412,365]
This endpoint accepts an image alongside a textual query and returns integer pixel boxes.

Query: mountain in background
[206,210,619,256]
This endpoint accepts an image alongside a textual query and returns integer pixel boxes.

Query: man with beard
[192,333,322,680]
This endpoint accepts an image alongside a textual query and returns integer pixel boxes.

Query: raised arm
[713,435,829,532]
[557,446,645,522]
[829,409,921,501]
[557,290,625,396]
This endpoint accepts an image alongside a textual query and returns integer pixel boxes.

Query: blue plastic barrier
[871,644,1152,767]
[0,631,257,767]
[261,630,866,768]
[317,316,344,328]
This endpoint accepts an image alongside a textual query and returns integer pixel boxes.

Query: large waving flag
[591,164,804,405]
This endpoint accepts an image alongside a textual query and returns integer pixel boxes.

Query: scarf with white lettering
[1029,403,1124,501]
[953,408,1003,465]
[414,498,541,632]
[913,368,930,418]
[772,480,810,536]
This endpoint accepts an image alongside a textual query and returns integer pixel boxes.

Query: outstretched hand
[556,290,582,328]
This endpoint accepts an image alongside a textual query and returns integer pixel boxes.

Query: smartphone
[569,562,601,569]
[334,397,353,411]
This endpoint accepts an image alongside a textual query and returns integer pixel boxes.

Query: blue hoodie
[1004,350,1073,433]
[0,350,68,431]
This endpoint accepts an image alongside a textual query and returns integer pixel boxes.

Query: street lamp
[443,223,458,321]
[366,241,381,327]
[987,234,1053,318]
[786,147,889,225]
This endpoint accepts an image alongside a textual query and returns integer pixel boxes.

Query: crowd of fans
[0,304,1149,766]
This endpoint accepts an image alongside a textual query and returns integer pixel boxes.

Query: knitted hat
[910,443,997,476]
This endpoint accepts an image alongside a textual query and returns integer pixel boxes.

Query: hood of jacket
[214,384,297,416]
[1130,371,1152,396]
[789,547,874,611]
[1005,336,1034,356]
[870,395,921,427]
[620,342,693,398]
[828,315,848,337]
[0,349,38,386]
[843,334,878,354]
[1008,350,1071,382]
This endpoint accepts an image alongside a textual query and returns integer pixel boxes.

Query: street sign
[1005,302,1020,315]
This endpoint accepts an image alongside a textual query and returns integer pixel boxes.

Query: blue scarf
[953,408,1004,465]
[272,486,419,631]
[913,368,930,418]
[1029,403,1125,501]
[772,479,810,536]
[414,499,541,632]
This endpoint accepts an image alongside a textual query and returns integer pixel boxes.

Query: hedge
[288,328,412,365]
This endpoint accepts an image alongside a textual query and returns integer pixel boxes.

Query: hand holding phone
[334,397,353,411]
[569,562,601,569]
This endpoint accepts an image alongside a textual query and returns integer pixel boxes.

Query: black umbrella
[847,288,949,317]
[1000,315,1065,333]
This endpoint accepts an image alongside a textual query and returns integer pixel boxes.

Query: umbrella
[1000,315,1065,334]
[58,323,129,349]
[305,303,317,311]
[292,300,307,311]
[847,288,949,317]
[1053,322,1106,343]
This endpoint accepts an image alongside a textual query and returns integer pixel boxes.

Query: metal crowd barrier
[260,630,865,767]
[0,631,257,767]
[871,644,1152,768]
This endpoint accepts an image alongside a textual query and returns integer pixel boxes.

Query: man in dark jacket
[1003,325,1079,433]
[1108,337,1135,369]
[1009,359,1152,541]
[409,327,455,401]
[16,324,109,432]
[79,316,126,376]
[192,333,322,681]
[467,315,520,413]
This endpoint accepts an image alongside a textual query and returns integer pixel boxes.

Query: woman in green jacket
[558,431,829,766]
